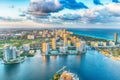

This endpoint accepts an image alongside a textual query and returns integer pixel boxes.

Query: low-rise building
[90,41,99,47]
[109,41,115,46]
[59,46,68,53]
[27,35,35,39]
[23,44,30,51]
[102,42,107,46]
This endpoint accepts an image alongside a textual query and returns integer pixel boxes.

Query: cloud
[0,20,65,29]
[28,0,63,16]
[0,16,23,22]
[19,13,26,17]
[2,0,120,28]
[79,3,120,24]
[28,0,88,16]
[56,3,120,24]
[59,14,80,21]
[93,0,103,5]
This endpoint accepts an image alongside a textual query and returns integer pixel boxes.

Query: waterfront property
[3,45,25,64]
[40,29,87,55]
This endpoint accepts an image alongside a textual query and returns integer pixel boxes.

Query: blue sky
[0,0,120,28]
[0,0,29,17]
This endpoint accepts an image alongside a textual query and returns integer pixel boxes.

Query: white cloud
[1,1,120,28]
[49,3,120,26]
[28,0,62,16]
[78,3,120,24]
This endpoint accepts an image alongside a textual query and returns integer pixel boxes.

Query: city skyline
[0,0,120,28]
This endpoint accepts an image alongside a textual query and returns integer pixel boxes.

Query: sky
[0,0,120,28]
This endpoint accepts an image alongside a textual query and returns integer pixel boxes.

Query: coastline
[98,49,120,61]
[67,28,120,41]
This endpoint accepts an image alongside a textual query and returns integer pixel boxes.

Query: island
[51,66,79,80]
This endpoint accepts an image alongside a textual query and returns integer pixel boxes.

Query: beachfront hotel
[114,32,118,45]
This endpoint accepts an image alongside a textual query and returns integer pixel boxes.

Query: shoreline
[1,57,26,64]
[41,53,85,56]
[98,49,120,61]
[73,34,108,42]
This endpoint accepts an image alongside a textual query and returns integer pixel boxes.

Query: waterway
[0,50,120,80]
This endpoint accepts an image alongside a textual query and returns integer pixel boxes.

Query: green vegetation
[0,51,3,58]
[77,51,81,54]
[26,53,35,57]
[110,48,120,57]
[54,74,61,80]
[68,47,76,50]
[20,52,35,57]
[97,47,120,58]
[0,38,44,48]
[73,34,107,42]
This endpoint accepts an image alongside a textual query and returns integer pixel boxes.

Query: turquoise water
[67,28,120,40]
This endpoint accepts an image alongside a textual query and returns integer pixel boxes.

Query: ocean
[67,28,120,40]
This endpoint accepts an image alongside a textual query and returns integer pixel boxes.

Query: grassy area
[20,52,36,57]
[110,48,120,57]
[0,38,45,48]
[26,53,35,57]
[53,74,61,80]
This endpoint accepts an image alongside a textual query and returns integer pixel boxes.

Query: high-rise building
[3,45,17,61]
[51,38,56,50]
[63,34,67,46]
[114,33,118,45]
[76,42,81,51]
[76,41,86,53]
[42,42,49,54]
[67,40,71,46]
